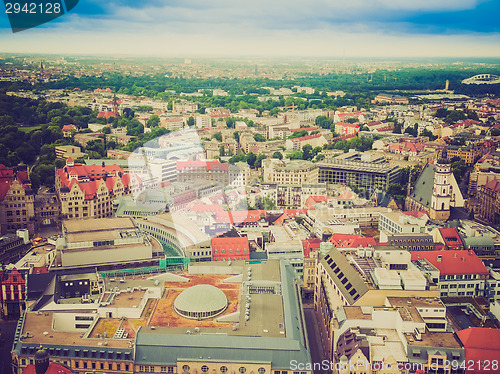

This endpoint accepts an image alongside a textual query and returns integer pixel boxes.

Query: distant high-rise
[445,80,449,91]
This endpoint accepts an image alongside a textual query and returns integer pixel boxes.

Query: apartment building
[411,250,489,298]
[378,211,429,243]
[262,159,318,185]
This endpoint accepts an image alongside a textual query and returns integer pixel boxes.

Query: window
[239,368,246,374]
[258,369,266,374]
[220,367,228,373]
[182,366,190,373]
[202,366,209,373]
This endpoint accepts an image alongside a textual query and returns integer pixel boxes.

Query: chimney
[437,255,442,262]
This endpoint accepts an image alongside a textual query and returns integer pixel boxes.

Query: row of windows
[440,274,477,280]
[441,291,475,297]
[214,257,247,261]
[5,203,26,208]
[441,283,476,289]
[75,361,130,371]
[180,366,267,374]
[213,248,248,254]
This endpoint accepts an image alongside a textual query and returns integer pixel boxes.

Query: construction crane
[278,102,297,112]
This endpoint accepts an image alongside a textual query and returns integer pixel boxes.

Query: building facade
[55,159,133,220]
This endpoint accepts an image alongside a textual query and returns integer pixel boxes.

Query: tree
[219,145,225,157]
[102,126,111,134]
[259,196,276,210]
[233,131,240,142]
[452,159,467,184]
[212,132,223,142]
[387,183,405,197]
[228,153,247,164]
[86,140,105,157]
[315,115,334,129]
[255,154,267,168]
[393,121,402,134]
[187,116,195,127]
[421,129,437,141]
[272,151,283,160]
[287,150,303,160]
[253,133,266,142]
[302,144,313,160]
[147,115,160,128]
[314,154,325,162]
[246,152,257,168]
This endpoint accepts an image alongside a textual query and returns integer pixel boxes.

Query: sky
[0,0,499,58]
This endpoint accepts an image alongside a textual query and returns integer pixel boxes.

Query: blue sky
[0,0,499,57]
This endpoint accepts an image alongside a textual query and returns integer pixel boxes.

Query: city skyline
[0,0,499,58]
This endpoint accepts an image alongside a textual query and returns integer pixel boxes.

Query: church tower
[429,153,452,221]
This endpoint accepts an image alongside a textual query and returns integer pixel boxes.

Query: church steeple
[430,155,452,221]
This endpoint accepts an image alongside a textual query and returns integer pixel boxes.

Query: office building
[318,152,400,197]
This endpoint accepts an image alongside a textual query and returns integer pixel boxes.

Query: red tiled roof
[274,213,291,226]
[457,328,500,374]
[336,122,360,128]
[337,112,363,117]
[402,211,429,219]
[56,163,128,199]
[97,111,117,118]
[0,166,31,201]
[0,180,12,200]
[212,237,249,251]
[62,124,77,132]
[410,250,489,276]
[484,179,500,192]
[283,209,309,217]
[328,234,376,248]
[22,363,77,374]
[438,228,463,247]
[291,133,322,143]
[303,238,322,258]
[176,159,229,172]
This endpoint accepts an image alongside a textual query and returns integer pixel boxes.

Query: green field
[18,125,43,133]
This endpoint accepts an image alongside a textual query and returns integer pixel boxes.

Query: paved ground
[0,319,17,374]
[303,307,330,374]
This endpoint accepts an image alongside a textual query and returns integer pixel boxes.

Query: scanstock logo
[4,0,78,32]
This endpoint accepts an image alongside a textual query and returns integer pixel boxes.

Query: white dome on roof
[174,284,228,319]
